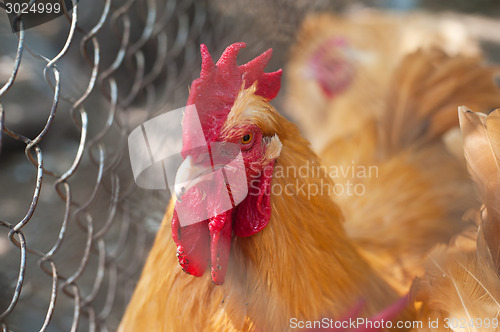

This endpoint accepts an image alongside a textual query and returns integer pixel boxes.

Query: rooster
[119,43,500,331]
[119,43,413,331]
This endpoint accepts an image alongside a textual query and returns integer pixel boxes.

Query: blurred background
[1,0,500,331]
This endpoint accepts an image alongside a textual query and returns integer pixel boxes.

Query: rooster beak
[174,155,213,201]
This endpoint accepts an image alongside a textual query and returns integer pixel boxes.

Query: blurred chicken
[320,48,500,293]
[411,107,500,330]
[284,10,481,151]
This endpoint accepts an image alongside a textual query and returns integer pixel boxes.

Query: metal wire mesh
[1,0,500,331]
[0,0,223,330]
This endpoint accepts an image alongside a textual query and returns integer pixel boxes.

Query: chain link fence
[1,0,500,331]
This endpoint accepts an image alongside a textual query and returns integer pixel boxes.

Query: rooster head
[172,42,283,284]
[306,37,356,98]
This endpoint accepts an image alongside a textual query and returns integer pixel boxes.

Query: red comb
[182,43,282,154]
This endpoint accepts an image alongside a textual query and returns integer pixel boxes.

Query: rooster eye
[241,133,253,145]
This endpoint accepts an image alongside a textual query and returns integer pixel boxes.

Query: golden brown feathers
[459,107,500,272]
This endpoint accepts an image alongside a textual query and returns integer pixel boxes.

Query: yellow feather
[413,108,500,330]
[486,109,500,162]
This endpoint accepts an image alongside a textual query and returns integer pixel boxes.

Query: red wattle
[208,210,233,285]
[172,210,210,276]
[234,161,274,237]
[171,176,235,283]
